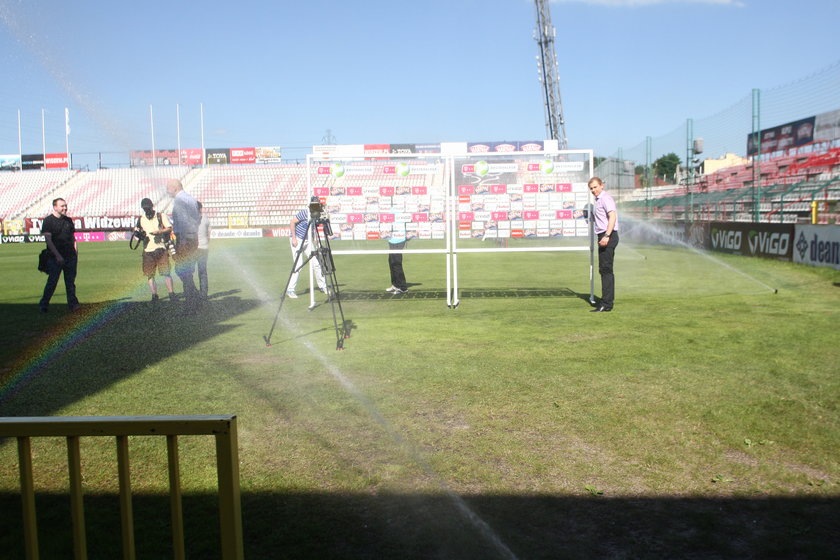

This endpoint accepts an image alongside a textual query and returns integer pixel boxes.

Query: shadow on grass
[0,491,837,559]
[334,286,582,301]
[0,291,260,417]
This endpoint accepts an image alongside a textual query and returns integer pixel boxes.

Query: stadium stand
[623,146,840,224]
[185,165,308,228]
[0,170,77,219]
[2,146,837,227]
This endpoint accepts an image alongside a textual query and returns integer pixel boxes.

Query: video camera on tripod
[308,196,332,236]
[263,195,349,349]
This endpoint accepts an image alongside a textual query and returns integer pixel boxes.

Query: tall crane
[534,0,568,148]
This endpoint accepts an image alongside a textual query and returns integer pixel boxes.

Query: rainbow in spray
[0,279,151,404]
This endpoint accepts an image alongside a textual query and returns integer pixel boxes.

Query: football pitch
[1,238,838,558]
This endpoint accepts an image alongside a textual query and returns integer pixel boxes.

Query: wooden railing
[0,415,243,560]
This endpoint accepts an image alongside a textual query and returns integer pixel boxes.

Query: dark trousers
[40,254,79,310]
[597,231,619,307]
[174,234,199,301]
[388,241,407,290]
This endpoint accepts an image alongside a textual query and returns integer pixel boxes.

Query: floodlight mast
[534,0,568,149]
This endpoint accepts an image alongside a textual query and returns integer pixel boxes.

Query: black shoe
[39,306,48,314]
[590,304,613,312]
[151,294,160,303]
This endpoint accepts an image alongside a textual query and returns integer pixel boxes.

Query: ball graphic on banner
[540,159,555,174]
[395,162,410,176]
[475,160,490,176]
[331,163,345,177]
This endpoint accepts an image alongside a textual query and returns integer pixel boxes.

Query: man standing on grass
[385,231,408,294]
[39,198,80,313]
[196,201,211,300]
[166,179,201,310]
[576,177,619,312]
[287,197,329,299]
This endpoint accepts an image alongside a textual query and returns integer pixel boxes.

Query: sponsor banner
[155,149,178,165]
[708,222,793,260]
[793,225,840,270]
[211,228,264,239]
[20,153,68,170]
[467,141,545,153]
[255,146,282,162]
[3,219,26,235]
[518,141,544,152]
[107,231,133,242]
[230,147,256,164]
[364,144,390,158]
[389,144,415,155]
[130,149,179,166]
[80,216,139,231]
[264,227,291,238]
[22,154,45,170]
[45,152,70,169]
[320,144,365,158]
[130,150,153,166]
[28,215,140,233]
[180,148,203,166]
[747,117,815,155]
[1,234,46,243]
[814,109,840,143]
[316,163,374,177]
[0,154,22,171]
[468,142,517,153]
[75,231,107,242]
[206,148,230,165]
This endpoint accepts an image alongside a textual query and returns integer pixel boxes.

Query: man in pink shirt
[588,177,619,312]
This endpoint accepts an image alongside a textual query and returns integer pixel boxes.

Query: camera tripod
[263,207,350,350]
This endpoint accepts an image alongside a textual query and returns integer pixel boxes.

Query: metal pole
[686,118,694,222]
[200,102,206,167]
[645,136,652,218]
[17,109,23,171]
[150,104,157,168]
[176,103,182,166]
[65,107,71,170]
[42,109,47,169]
[752,88,761,222]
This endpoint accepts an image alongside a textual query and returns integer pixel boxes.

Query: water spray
[625,217,780,294]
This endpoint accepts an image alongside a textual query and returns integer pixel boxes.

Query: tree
[653,153,681,182]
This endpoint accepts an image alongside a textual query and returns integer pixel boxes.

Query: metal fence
[0,414,243,560]
[599,60,840,192]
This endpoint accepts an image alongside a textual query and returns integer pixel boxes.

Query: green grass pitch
[1,238,838,558]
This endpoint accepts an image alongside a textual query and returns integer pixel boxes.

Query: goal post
[450,149,595,306]
[305,146,595,306]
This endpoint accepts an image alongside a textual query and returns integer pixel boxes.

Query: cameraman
[287,197,328,298]
[137,198,176,302]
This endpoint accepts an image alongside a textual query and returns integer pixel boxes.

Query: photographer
[136,198,176,302]
[287,196,329,298]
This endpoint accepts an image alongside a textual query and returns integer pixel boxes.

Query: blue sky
[0,0,838,164]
